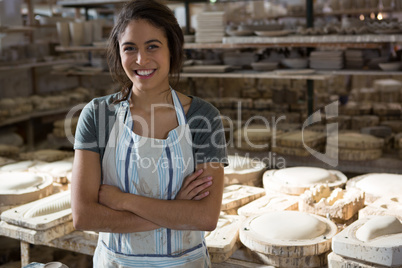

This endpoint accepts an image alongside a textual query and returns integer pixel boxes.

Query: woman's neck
[129,86,172,112]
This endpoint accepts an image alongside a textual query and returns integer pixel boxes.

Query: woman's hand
[98,184,127,211]
[175,169,213,201]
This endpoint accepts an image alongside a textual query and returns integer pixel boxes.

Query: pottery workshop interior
[1,0,402,267]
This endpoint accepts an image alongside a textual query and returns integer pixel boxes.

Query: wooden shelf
[223,34,402,49]
[55,45,106,52]
[228,148,402,175]
[0,59,88,71]
[0,26,35,34]
[318,70,402,76]
[48,67,402,79]
[0,106,78,128]
[57,0,127,8]
[180,70,332,80]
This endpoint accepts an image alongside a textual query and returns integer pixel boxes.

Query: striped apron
[93,89,210,267]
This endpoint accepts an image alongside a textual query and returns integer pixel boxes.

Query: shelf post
[184,0,191,34]
[306,0,314,28]
[20,241,30,267]
[306,0,314,116]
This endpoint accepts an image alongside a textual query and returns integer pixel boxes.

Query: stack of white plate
[309,51,344,70]
[345,50,364,69]
[195,11,225,43]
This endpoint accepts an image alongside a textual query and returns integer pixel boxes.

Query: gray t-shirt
[74,92,228,167]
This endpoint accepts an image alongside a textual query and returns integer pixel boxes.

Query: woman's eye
[123,47,136,52]
[148,45,159,50]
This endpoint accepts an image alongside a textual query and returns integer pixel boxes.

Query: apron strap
[171,89,187,125]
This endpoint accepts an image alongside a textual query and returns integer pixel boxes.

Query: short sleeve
[188,98,229,167]
[74,101,99,153]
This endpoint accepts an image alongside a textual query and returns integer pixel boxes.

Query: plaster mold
[299,184,365,221]
[332,216,402,267]
[263,167,347,195]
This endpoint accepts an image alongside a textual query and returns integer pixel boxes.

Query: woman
[71,0,228,267]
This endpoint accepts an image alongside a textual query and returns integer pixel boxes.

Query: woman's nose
[136,50,149,66]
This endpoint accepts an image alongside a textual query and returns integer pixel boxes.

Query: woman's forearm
[121,195,219,231]
[72,200,160,233]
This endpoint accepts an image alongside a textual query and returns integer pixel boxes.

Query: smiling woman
[71,0,228,267]
[119,20,171,93]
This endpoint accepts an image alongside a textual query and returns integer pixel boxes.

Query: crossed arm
[71,149,224,233]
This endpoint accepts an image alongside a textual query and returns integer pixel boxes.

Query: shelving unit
[228,148,402,175]
[0,59,88,71]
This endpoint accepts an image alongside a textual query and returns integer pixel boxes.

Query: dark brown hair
[107,0,184,102]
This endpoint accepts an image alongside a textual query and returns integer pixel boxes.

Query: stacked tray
[0,190,74,244]
[0,171,53,212]
[0,144,19,158]
[19,149,73,162]
[239,211,338,267]
[346,173,402,204]
[195,12,225,43]
[339,102,372,116]
[263,166,347,196]
[309,51,344,70]
[327,132,384,161]
[373,79,402,103]
[221,185,265,215]
[224,155,266,187]
[330,216,402,268]
[272,130,326,156]
[350,115,379,130]
[234,124,273,152]
[345,49,364,69]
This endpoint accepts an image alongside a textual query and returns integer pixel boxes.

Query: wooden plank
[1,191,72,230]
[253,251,329,268]
[221,185,266,212]
[45,230,97,256]
[0,220,74,244]
[328,252,390,268]
[206,215,244,263]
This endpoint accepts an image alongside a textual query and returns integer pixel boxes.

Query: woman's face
[119,19,170,93]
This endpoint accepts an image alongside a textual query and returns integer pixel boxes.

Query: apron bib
[93,89,210,267]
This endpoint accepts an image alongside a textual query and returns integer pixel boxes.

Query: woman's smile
[135,69,156,78]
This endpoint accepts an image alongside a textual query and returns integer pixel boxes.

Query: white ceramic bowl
[379,62,401,71]
[281,58,309,69]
